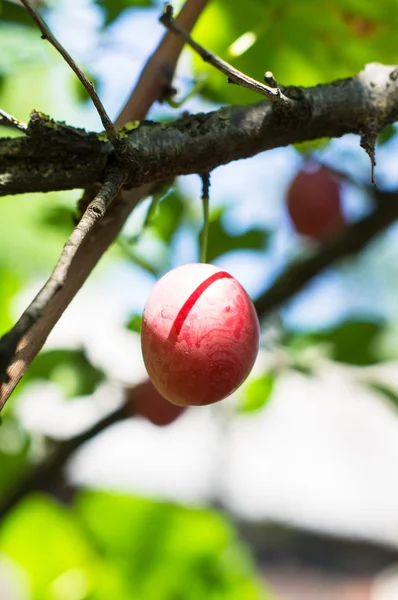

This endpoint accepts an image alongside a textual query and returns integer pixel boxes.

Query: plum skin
[141,263,260,407]
[128,379,186,426]
[287,166,344,240]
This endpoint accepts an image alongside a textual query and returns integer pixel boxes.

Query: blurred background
[2,0,398,598]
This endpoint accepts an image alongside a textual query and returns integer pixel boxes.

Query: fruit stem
[200,173,210,263]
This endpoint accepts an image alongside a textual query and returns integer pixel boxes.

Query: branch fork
[160,4,295,109]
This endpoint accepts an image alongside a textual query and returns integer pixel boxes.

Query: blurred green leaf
[0,418,30,502]
[25,349,104,398]
[377,124,396,146]
[240,374,274,413]
[95,0,154,25]
[0,495,132,600]
[149,189,185,244]
[193,0,398,106]
[76,491,269,599]
[0,73,6,96]
[368,381,398,410]
[207,209,269,263]
[0,23,49,76]
[315,320,384,365]
[1,1,49,27]
[0,264,20,335]
[294,138,330,155]
[285,319,384,366]
[73,70,100,104]
[0,497,92,594]
[126,313,142,333]
[37,204,75,237]
[1,492,271,599]
[1,1,39,28]
[0,192,80,278]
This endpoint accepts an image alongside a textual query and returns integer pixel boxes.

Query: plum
[127,379,186,426]
[141,263,259,406]
[287,165,344,240]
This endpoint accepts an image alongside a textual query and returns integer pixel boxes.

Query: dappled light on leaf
[0,493,270,599]
[239,373,275,413]
[25,349,104,398]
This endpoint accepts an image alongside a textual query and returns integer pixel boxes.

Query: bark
[1,63,398,197]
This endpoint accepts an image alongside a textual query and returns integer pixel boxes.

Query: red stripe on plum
[168,271,232,339]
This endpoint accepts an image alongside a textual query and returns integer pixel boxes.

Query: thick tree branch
[19,0,119,146]
[254,190,398,317]
[2,63,398,197]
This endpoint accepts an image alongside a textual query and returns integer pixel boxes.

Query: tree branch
[0,108,28,133]
[19,0,119,146]
[0,167,127,404]
[0,0,208,407]
[254,190,398,317]
[115,0,210,126]
[159,4,293,109]
[2,63,398,197]
[0,401,129,519]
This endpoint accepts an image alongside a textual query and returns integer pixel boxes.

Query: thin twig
[0,108,28,133]
[160,4,294,108]
[0,167,127,396]
[200,173,210,263]
[115,0,209,126]
[0,0,209,408]
[254,190,398,318]
[19,0,119,146]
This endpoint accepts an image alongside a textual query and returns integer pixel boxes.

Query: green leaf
[0,192,80,278]
[285,319,384,366]
[0,496,132,600]
[368,381,398,411]
[207,209,269,263]
[73,70,100,104]
[0,418,30,502]
[95,0,154,26]
[0,497,92,591]
[1,1,40,28]
[293,138,330,155]
[76,491,269,599]
[0,264,20,335]
[240,374,274,413]
[126,313,142,333]
[148,189,185,244]
[377,124,396,146]
[193,0,398,106]
[37,204,75,237]
[0,23,49,76]
[316,320,384,365]
[1,493,271,599]
[25,349,104,398]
